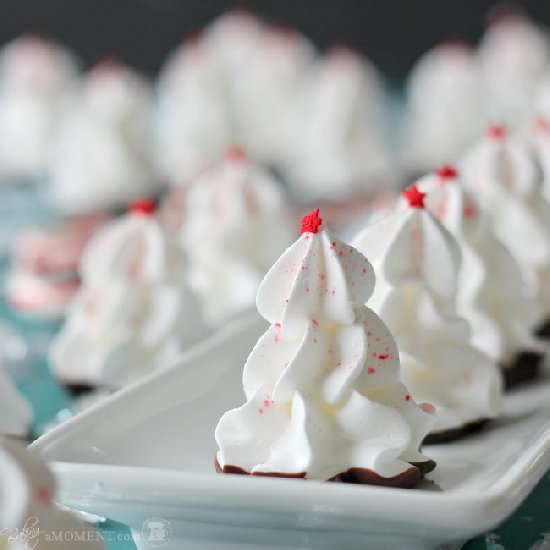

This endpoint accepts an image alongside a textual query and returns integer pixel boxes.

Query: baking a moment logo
[0,517,40,549]
[141,517,173,548]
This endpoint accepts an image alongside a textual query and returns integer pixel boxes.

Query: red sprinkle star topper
[535,115,550,134]
[183,30,202,47]
[436,165,458,182]
[129,198,155,216]
[300,208,323,235]
[487,124,506,141]
[225,145,247,163]
[401,184,426,209]
[92,57,122,75]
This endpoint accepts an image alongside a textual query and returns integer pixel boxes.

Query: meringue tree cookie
[353,185,502,442]
[225,24,315,166]
[283,46,393,199]
[0,35,79,182]
[155,32,232,186]
[478,13,549,128]
[0,369,32,439]
[418,166,544,388]
[48,60,158,214]
[0,438,103,549]
[528,114,550,203]
[203,9,265,76]
[401,42,484,173]
[180,147,295,325]
[5,214,108,321]
[50,200,206,393]
[215,209,436,487]
[460,126,550,336]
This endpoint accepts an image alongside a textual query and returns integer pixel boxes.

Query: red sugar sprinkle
[184,30,202,46]
[300,208,323,235]
[442,37,471,50]
[92,57,122,75]
[463,202,477,219]
[264,399,270,407]
[34,487,51,504]
[420,403,435,414]
[487,125,506,141]
[401,184,426,209]
[367,367,376,375]
[436,165,458,181]
[275,323,281,328]
[258,408,264,415]
[225,146,247,163]
[267,24,294,41]
[535,116,550,134]
[405,394,411,401]
[378,354,389,360]
[129,198,155,216]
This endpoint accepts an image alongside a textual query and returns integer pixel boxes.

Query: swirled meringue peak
[478,13,549,127]
[460,126,550,317]
[284,47,392,198]
[0,368,32,438]
[180,148,295,325]
[353,186,502,436]
[50,201,205,389]
[215,209,435,486]
[402,42,484,172]
[417,167,542,367]
[48,61,158,214]
[155,32,232,185]
[0,35,79,181]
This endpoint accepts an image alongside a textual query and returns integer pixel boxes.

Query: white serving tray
[32,312,550,549]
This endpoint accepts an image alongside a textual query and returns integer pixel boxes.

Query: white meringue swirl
[418,170,542,365]
[354,195,502,434]
[50,210,205,388]
[216,216,434,480]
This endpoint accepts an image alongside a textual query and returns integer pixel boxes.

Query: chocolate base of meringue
[63,382,101,397]
[3,432,33,445]
[502,350,543,390]
[534,318,550,340]
[214,457,436,489]
[424,418,489,445]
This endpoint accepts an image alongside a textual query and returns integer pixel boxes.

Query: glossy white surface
[32,313,550,549]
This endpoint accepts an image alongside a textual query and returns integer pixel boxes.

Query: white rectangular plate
[32,312,550,549]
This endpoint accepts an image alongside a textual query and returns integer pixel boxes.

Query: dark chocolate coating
[534,318,550,340]
[3,432,32,445]
[502,351,543,390]
[424,418,488,444]
[64,383,97,397]
[215,456,435,489]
